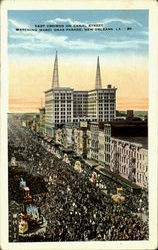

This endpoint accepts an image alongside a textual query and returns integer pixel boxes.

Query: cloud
[8,18,148,53]
[8,18,68,50]
[8,38,148,53]
[102,18,143,27]
[9,19,29,29]
[47,18,89,27]
[46,17,143,27]
[9,42,52,50]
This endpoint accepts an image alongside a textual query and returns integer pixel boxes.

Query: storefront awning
[84,159,99,167]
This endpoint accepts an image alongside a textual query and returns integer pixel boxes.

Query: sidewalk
[95,165,141,192]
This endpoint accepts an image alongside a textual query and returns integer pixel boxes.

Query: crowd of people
[8,117,149,241]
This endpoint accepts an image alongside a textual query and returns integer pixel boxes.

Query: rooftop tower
[95,56,102,89]
[52,51,59,88]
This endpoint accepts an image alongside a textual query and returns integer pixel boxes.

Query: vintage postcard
[0,0,158,250]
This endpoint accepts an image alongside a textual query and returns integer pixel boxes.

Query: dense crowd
[8,117,149,241]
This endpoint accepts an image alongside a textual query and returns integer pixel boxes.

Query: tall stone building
[45,87,74,136]
[45,52,117,137]
[88,85,117,122]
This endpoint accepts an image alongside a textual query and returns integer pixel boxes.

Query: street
[8,117,149,241]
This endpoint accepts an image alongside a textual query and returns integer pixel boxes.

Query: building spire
[52,51,59,88]
[95,56,102,89]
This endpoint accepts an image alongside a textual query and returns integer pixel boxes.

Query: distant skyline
[8,10,148,112]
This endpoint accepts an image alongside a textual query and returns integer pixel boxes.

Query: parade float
[74,160,82,173]
[63,153,70,164]
[20,178,32,203]
[111,187,125,203]
[20,178,26,189]
[10,156,19,172]
[10,156,25,174]
[11,156,18,167]
[18,204,47,236]
[90,171,97,183]
[18,179,47,237]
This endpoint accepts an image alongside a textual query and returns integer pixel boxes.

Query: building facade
[88,85,117,122]
[54,122,88,157]
[45,87,74,136]
[110,137,148,189]
[98,130,106,164]
[63,125,74,150]
[44,52,117,137]
[73,91,88,122]
[39,108,45,133]
[87,121,148,189]
[87,123,99,161]
[45,89,54,136]
[52,119,148,189]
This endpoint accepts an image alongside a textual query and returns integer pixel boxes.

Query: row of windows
[105,144,111,152]
[55,93,72,96]
[119,165,128,175]
[55,117,72,120]
[105,137,110,142]
[55,108,71,111]
[98,92,115,96]
[54,116,68,119]
[89,92,115,96]
[55,104,71,107]
[99,103,115,105]
[137,172,147,184]
[112,147,145,160]
[53,92,115,97]
[55,97,72,100]
[137,162,146,170]
[54,99,72,103]
[105,154,110,163]
[55,113,71,116]
[99,111,114,114]
[55,120,72,123]
[112,155,146,168]
[99,103,115,106]
[99,96,115,99]
[54,100,72,103]
[105,129,111,135]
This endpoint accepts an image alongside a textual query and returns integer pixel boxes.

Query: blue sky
[8,10,148,57]
[8,10,149,112]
